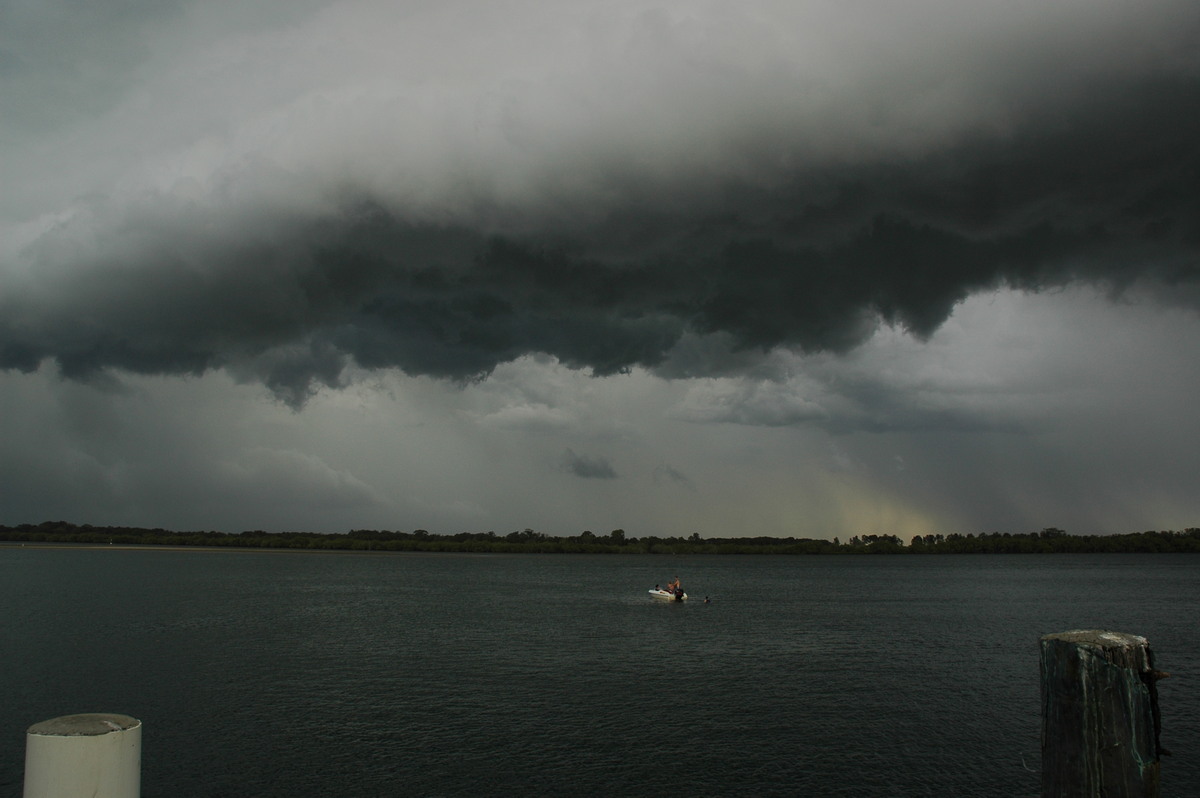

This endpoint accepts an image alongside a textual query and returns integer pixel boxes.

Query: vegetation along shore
[3,522,1200,555]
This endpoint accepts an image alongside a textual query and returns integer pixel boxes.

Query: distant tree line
[2,522,1200,554]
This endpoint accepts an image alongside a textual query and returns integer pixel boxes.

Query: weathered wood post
[1040,630,1168,798]
[23,713,141,798]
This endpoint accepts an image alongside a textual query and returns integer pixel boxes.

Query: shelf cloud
[4,0,1197,406]
[2,0,1199,537]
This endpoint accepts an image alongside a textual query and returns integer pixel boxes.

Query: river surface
[1,547,1197,796]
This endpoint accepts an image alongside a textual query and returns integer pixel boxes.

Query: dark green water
[1,547,1196,796]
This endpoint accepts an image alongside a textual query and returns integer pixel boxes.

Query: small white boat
[649,588,688,601]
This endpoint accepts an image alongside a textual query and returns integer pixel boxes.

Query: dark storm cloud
[2,4,1199,405]
[562,449,618,480]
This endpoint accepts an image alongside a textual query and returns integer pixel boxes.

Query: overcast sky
[2,0,1199,539]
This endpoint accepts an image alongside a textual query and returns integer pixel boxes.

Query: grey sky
[2,0,1198,538]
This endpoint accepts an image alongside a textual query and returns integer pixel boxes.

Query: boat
[649,588,688,601]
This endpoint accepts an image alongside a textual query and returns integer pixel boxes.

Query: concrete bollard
[23,713,141,798]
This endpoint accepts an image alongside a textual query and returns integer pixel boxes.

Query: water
[1,547,1197,796]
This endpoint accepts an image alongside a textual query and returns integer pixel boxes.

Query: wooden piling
[1040,630,1167,798]
[23,713,141,798]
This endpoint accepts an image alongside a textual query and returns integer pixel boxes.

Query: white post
[23,713,141,798]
